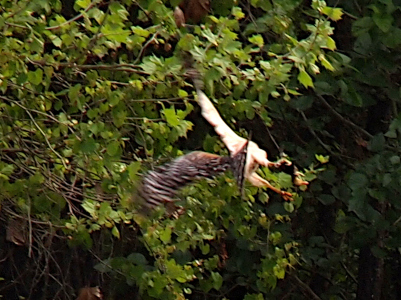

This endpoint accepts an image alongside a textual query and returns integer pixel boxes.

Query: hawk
[190,71,308,200]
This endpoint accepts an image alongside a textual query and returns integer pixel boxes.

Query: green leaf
[368,134,385,152]
[80,138,97,154]
[348,173,368,191]
[68,84,82,101]
[289,96,313,111]
[76,0,90,9]
[51,36,62,47]
[248,34,264,47]
[348,195,368,221]
[277,173,292,189]
[178,89,188,98]
[273,265,285,279]
[284,202,294,213]
[132,26,150,37]
[107,141,120,156]
[28,69,43,86]
[318,194,335,205]
[160,227,172,243]
[163,108,180,127]
[325,37,336,50]
[127,253,148,265]
[321,7,343,21]
[315,154,330,164]
[390,156,400,164]
[319,54,335,71]
[211,272,223,290]
[112,226,120,239]
[232,7,245,20]
[373,13,393,32]
[128,161,141,180]
[297,70,314,88]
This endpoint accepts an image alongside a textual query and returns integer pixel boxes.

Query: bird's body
[138,143,248,210]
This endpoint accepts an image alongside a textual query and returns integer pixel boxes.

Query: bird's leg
[293,168,309,186]
[248,173,293,201]
[267,157,292,169]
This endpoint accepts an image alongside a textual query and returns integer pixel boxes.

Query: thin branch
[2,207,65,228]
[300,111,354,167]
[341,261,358,284]
[292,275,322,300]
[2,97,62,124]
[128,96,187,103]
[27,195,33,258]
[85,1,112,58]
[317,95,372,139]
[29,59,148,75]
[300,111,334,154]
[13,102,68,169]
[392,215,401,226]
[318,95,401,154]
[133,29,161,65]
[4,21,29,29]
[45,0,98,30]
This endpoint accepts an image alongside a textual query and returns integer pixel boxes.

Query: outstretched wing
[196,90,280,169]
[138,151,232,209]
[197,90,247,156]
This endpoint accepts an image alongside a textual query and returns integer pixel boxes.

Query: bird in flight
[189,70,308,201]
[137,69,308,212]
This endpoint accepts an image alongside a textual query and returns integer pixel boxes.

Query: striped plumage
[138,143,248,210]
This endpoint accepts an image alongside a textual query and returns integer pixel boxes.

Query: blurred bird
[189,70,308,200]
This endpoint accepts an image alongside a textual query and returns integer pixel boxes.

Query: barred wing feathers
[139,150,247,209]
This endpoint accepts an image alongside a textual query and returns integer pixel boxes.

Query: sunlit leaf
[297,70,314,88]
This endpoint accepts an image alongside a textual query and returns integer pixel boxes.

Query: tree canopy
[1,0,401,299]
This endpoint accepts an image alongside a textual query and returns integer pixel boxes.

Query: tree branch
[317,95,372,139]
[292,275,323,300]
[45,0,99,30]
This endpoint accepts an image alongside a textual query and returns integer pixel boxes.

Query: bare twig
[27,196,33,258]
[29,60,148,75]
[4,21,28,29]
[12,101,68,169]
[300,111,334,154]
[45,0,99,30]
[300,111,354,167]
[128,96,187,103]
[133,29,161,65]
[292,275,322,300]
[317,95,372,139]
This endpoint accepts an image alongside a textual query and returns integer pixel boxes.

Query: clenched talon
[281,191,293,201]
[274,158,292,168]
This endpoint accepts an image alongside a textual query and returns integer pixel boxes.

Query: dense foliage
[1,0,401,299]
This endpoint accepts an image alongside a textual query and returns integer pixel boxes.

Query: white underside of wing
[197,91,247,155]
[197,90,272,171]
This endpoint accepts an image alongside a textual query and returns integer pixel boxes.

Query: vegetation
[0,0,401,299]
